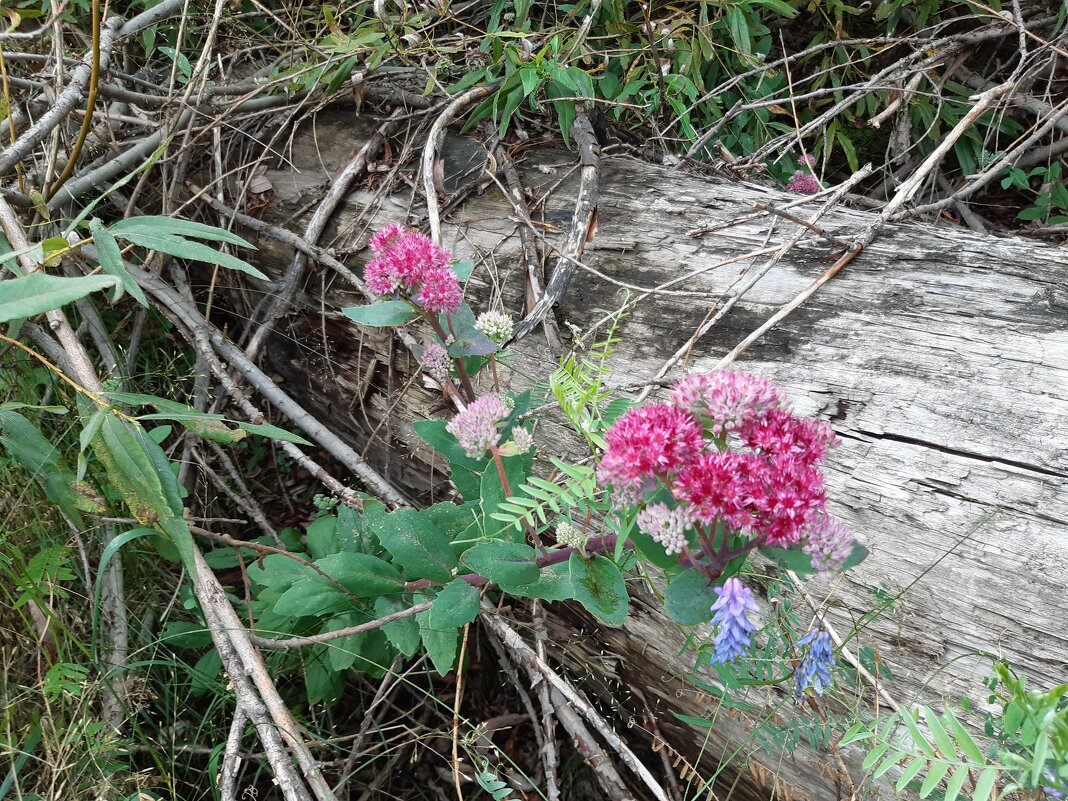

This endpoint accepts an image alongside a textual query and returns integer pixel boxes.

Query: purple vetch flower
[794,626,835,697]
[786,170,820,195]
[1045,769,1067,800]
[419,341,451,382]
[709,577,759,665]
[801,513,854,574]
[445,395,511,458]
[636,503,692,555]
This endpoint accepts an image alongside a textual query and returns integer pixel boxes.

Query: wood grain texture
[242,109,1068,800]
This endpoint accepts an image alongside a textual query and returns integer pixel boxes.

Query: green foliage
[490,458,599,535]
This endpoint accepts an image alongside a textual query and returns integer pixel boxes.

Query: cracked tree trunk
[234,109,1067,801]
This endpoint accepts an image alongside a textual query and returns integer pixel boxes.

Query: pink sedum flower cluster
[446,394,511,458]
[786,170,820,195]
[600,371,852,554]
[365,227,462,314]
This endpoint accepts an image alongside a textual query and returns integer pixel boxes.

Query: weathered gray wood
[240,108,1068,801]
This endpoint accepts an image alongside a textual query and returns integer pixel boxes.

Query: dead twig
[511,109,600,343]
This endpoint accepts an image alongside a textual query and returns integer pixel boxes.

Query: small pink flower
[800,154,816,167]
[787,171,820,195]
[597,404,704,494]
[669,372,784,436]
[802,513,854,574]
[365,258,398,296]
[418,267,463,314]
[419,341,450,382]
[389,232,452,289]
[674,451,759,530]
[749,454,825,545]
[369,224,405,255]
[446,395,511,458]
[740,408,838,467]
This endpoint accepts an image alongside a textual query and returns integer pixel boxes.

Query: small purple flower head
[1044,769,1067,799]
[418,267,463,314]
[800,154,816,167]
[802,513,853,575]
[636,502,692,555]
[709,577,759,665]
[795,626,835,697]
[419,341,450,382]
[787,170,820,195]
[445,394,511,458]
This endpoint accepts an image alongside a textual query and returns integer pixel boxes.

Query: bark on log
[234,108,1067,801]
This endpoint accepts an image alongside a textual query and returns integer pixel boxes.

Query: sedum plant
[196,226,868,705]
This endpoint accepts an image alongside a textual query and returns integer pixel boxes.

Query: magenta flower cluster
[365,225,462,314]
[599,372,851,555]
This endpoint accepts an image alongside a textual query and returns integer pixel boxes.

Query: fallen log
[232,108,1067,800]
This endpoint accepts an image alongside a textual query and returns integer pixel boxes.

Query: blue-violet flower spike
[795,626,835,697]
[709,577,759,665]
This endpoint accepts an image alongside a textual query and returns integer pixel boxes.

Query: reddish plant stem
[427,314,476,402]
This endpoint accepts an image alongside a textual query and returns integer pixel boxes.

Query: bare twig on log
[243,110,402,362]
[423,83,498,244]
[480,603,671,801]
[494,144,563,352]
[511,110,600,343]
[532,601,562,801]
[638,165,873,401]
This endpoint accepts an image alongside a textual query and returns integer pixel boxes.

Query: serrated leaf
[90,220,147,306]
[342,300,420,327]
[569,554,628,626]
[371,508,456,582]
[418,605,459,676]
[429,579,480,629]
[506,562,573,601]
[664,569,717,625]
[374,595,421,657]
[316,551,405,597]
[111,229,266,279]
[460,541,539,588]
[0,273,119,322]
[273,576,349,617]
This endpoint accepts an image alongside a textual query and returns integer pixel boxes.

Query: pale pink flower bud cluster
[637,503,692,555]
[497,426,534,457]
[364,227,462,314]
[599,371,849,549]
[802,512,854,574]
[419,341,450,382]
[445,394,511,458]
[669,371,783,436]
[555,520,588,550]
